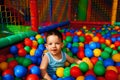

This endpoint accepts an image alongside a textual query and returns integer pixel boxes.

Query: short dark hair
[45,29,63,42]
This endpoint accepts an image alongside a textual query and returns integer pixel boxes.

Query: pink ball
[105,70,118,80]
[70,66,82,78]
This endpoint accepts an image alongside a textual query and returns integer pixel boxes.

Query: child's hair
[45,29,63,42]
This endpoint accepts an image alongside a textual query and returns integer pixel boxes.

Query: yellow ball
[79,42,84,47]
[56,67,64,77]
[93,48,101,57]
[82,57,90,63]
[0,62,8,71]
[112,53,120,62]
[110,44,115,49]
[76,76,84,80]
[105,39,111,46]
[106,66,118,73]
[35,34,41,40]
[30,48,36,56]
[82,57,93,69]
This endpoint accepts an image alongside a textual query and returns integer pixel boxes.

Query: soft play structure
[0,0,120,80]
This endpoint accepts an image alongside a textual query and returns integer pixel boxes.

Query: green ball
[15,77,21,80]
[72,42,79,47]
[63,67,70,77]
[101,43,107,50]
[7,57,15,62]
[104,47,113,54]
[112,50,118,55]
[117,46,120,51]
[79,36,85,42]
[24,46,31,53]
[100,51,110,59]
[22,58,32,67]
[67,51,73,57]
[66,36,72,42]
[94,64,105,76]
[70,63,77,68]
[37,38,44,44]
[79,62,89,73]
[16,57,25,65]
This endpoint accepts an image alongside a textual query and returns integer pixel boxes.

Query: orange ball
[0,62,8,71]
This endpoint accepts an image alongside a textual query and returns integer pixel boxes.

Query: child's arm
[66,54,82,64]
[40,55,52,80]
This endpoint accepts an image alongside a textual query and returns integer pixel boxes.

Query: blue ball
[35,49,43,57]
[85,48,93,58]
[84,44,89,48]
[30,56,38,64]
[85,75,96,80]
[117,37,120,41]
[103,58,114,67]
[38,44,45,51]
[89,42,97,50]
[111,37,117,43]
[115,62,120,66]
[57,78,64,80]
[71,47,79,55]
[63,76,75,80]
[10,45,18,55]
[30,66,41,76]
[51,74,58,80]
[73,36,79,42]
[67,43,72,49]
[30,36,35,40]
[95,42,101,48]
[14,65,27,78]
[2,74,14,80]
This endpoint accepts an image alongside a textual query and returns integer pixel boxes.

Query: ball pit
[0,24,120,80]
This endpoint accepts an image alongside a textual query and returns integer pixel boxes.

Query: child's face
[45,35,63,55]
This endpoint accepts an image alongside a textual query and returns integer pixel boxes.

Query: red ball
[18,48,27,57]
[66,32,72,36]
[116,66,120,74]
[70,66,82,78]
[97,76,105,80]
[77,51,85,59]
[114,41,120,47]
[85,69,96,77]
[26,74,39,80]
[105,70,118,80]
[85,35,92,42]
[90,57,98,65]
[2,68,13,76]
[16,43,24,49]
[24,38,33,47]
[28,64,36,71]
[6,54,14,58]
[99,37,105,43]
[8,60,18,69]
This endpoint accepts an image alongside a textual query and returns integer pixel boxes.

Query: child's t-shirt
[46,51,66,76]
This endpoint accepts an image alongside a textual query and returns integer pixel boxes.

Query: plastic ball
[71,47,79,55]
[0,62,8,71]
[100,51,110,59]
[85,48,93,58]
[24,38,33,47]
[32,40,38,48]
[35,34,42,40]
[35,49,43,57]
[30,36,36,40]
[85,70,96,77]
[112,53,120,62]
[63,67,70,77]
[90,57,98,65]
[18,48,27,57]
[106,66,118,73]
[16,43,24,49]
[57,78,64,80]
[72,42,79,47]
[85,75,96,80]
[92,36,99,42]
[93,48,101,57]
[89,42,97,50]
[8,60,18,69]
[103,58,114,67]
[22,58,32,67]
[56,67,64,77]
[93,64,105,76]
[10,45,18,55]
[26,74,39,80]
[14,65,27,78]
[2,74,14,80]
[104,47,113,54]
[24,46,31,53]
[79,36,85,42]
[70,66,82,78]
[67,43,72,49]
[105,70,118,80]
[2,68,13,76]
[66,36,72,42]
[77,51,85,59]
[114,41,120,47]
[37,38,44,44]
[79,62,89,73]
[0,55,7,63]
[30,49,36,56]
[76,76,84,80]
[73,36,79,42]
[105,39,111,46]
[30,66,41,76]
